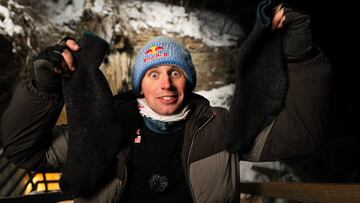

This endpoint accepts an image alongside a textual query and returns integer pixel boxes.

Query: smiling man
[140,65,187,115]
[133,38,194,117]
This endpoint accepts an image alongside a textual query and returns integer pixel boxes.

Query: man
[1,2,332,203]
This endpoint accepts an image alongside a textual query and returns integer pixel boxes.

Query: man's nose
[159,75,172,89]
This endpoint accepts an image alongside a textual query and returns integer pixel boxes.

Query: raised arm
[226,3,332,162]
[258,7,332,161]
[0,40,79,171]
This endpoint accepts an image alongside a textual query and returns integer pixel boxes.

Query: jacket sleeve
[248,50,333,161]
[1,80,66,171]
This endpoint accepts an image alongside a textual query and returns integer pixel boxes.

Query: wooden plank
[241,182,360,203]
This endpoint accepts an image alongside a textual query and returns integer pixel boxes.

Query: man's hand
[271,5,314,60]
[281,7,313,60]
[33,38,80,92]
[55,39,80,73]
[271,4,285,31]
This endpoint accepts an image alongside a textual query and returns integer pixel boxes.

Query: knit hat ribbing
[131,36,196,96]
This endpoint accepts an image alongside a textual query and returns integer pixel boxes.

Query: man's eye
[149,72,158,78]
[171,70,181,78]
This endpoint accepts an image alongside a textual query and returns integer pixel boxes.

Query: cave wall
[0,0,243,95]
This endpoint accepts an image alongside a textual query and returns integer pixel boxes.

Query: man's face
[141,65,187,116]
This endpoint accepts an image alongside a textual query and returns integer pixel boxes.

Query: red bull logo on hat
[144,46,168,63]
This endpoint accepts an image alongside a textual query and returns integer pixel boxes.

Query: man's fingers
[273,4,282,13]
[46,37,79,74]
[60,38,79,72]
[272,7,285,31]
[66,40,80,51]
[62,48,76,71]
[277,15,286,29]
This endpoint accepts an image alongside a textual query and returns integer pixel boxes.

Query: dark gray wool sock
[226,0,288,153]
[60,32,124,197]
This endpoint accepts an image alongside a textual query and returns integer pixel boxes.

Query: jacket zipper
[186,113,215,203]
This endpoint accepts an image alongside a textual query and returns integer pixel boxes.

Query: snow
[19,0,244,47]
[119,1,244,47]
[44,0,85,26]
[93,0,106,13]
[0,4,23,36]
[196,84,235,109]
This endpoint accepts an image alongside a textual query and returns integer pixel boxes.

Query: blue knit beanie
[131,36,196,96]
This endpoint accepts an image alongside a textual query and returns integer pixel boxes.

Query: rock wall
[1,0,243,95]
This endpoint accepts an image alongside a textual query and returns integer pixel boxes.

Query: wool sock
[227,0,288,153]
[60,32,123,196]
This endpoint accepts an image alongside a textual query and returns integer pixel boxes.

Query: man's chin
[157,108,178,116]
